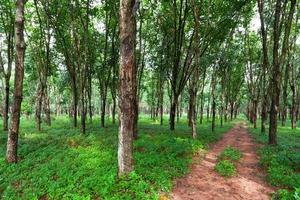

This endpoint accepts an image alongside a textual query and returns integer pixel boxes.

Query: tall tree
[257,0,269,133]
[0,1,14,131]
[6,0,26,163]
[118,0,137,177]
[269,0,296,145]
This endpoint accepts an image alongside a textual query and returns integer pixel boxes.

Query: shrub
[215,160,236,177]
[218,146,242,162]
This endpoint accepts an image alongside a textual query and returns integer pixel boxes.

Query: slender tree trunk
[6,0,26,163]
[81,92,86,134]
[43,86,51,126]
[206,95,210,121]
[253,100,258,129]
[3,78,10,131]
[269,0,281,145]
[169,94,178,131]
[118,0,136,177]
[258,0,269,134]
[71,76,78,128]
[291,83,297,129]
[220,106,223,128]
[101,90,107,128]
[269,0,296,145]
[35,84,43,131]
[2,13,14,131]
[112,96,116,125]
[281,62,290,127]
[160,102,163,125]
[211,67,216,133]
[230,102,234,121]
[88,76,92,123]
[188,89,194,127]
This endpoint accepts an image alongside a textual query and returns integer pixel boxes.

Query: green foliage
[0,116,233,199]
[215,145,242,177]
[215,160,236,177]
[272,188,300,200]
[218,146,242,162]
[249,121,300,198]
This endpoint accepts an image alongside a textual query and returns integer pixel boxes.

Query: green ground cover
[0,116,233,200]
[248,121,300,200]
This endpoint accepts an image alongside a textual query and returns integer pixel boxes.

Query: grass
[218,146,242,162]
[215,146,242,177]
[248,120,300,200]
[215,160,236,177]
[0,115,235,200]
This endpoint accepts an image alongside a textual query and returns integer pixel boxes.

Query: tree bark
[101,90,107,128]
[6,0,26,163]
[35,83,43,131]
[71,76,78,128]
[211,66,216,133]
[1,14,14,131]
[118,0,136,177]
[170,94,178,130]
[269,0,281,145]
[257,0,269,134]
[43,86,51,126]
[3,78,10,131]
[112,96,116,125]
[269,0,296,145]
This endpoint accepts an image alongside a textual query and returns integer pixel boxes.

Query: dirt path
[171,123,274,200]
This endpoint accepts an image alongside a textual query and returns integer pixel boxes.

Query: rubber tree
[118,0,137,177]
[6,0,26,163]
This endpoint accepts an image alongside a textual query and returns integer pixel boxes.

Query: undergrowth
[248,121,300,200]
[215,146,242,177]
[0,116,234,200]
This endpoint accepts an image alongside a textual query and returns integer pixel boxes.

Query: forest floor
[171,122,274,200]
[0,117,234,199]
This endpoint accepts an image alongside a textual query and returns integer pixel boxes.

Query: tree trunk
[112,96,116,125]
[258,0,269,134]
[3,78,10,131]
[81,92,86,134]
[101,89,107,128]
[43,87,51,126]
[269,0,281,145]
[88,75,92,123]
[188,88,194,127]
[291,84,297,129]
[281,61,290,127]
[169,94,178,131]
[206,96,210,121]
[133,96,138,139]
[71,77,78,128]
[211,67,216,133]
[6,0,26,163]
[118,0,136,177]
[212,99,216,133]
[269,0,296,144]
[160,102,163,125]
[35,84,43,131]
[253,100,258,129]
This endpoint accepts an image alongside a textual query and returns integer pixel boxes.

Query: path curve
[171,123,274,200]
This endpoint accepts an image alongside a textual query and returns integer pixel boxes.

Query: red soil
[171,123,274,200]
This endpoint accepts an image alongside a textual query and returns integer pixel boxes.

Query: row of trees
[245,0,298,145]
[0,0,299,176]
